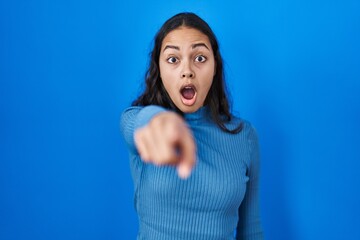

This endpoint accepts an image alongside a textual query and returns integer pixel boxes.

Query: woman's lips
[180,84,197,106]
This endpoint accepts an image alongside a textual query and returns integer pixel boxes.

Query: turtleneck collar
[183,106,211,121]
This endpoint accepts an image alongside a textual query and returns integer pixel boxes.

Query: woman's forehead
[161,27,211,50]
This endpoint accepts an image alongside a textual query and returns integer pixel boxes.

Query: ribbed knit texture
[120,105,263,240]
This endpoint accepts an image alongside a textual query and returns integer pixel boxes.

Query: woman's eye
[167,57,178,64]
[195,55,207,63]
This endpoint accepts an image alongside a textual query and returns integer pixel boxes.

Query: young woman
[120,12,263,240]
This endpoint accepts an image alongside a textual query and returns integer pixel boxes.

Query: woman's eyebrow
[192,43,209,50]
[163,43,210,52]
[163,45,180,52]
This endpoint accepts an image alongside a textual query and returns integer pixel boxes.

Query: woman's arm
[236,125,264,240]
[120,105,196,179]
[120,106,166,153]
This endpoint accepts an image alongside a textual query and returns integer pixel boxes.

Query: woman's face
[159,27,216,113]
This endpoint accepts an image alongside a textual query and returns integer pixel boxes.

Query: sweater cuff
[134,105,167,130]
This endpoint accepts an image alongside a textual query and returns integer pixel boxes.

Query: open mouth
[181,85,196,99]
[180,84,197,106]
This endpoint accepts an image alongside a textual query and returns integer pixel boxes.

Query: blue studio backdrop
[1,1,359,239]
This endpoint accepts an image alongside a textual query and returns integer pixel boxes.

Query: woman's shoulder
[227,116,260,165]
[121,105,167,119]
[228,114,258,138]
[120,105,169,130]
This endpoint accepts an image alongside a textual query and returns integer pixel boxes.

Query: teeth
[183,85,195,90]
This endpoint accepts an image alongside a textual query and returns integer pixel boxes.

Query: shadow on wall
[254,102,297,240]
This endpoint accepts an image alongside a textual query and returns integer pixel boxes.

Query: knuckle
[152,158,162,166]
[134,129,142,140]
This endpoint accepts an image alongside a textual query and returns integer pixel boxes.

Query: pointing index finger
[176,129,196,179]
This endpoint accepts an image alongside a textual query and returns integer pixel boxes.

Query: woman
[120,12,263,240]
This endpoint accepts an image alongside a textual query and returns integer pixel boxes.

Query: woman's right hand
[134,112,196,179]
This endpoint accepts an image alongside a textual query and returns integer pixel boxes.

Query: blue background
[1,1,359,239]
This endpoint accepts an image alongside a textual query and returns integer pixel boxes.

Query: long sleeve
[236,126,264,240]
[120,105,168,211]
[120,105,167,153]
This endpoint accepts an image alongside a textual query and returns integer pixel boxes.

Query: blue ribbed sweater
[120,105,263,240]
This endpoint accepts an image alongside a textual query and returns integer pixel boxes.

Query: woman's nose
[181,72,194,78]
[181,62,195,79]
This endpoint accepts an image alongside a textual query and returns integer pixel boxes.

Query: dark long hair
[132,12,242,134]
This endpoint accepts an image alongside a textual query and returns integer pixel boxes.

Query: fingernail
[177,165,191,179]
